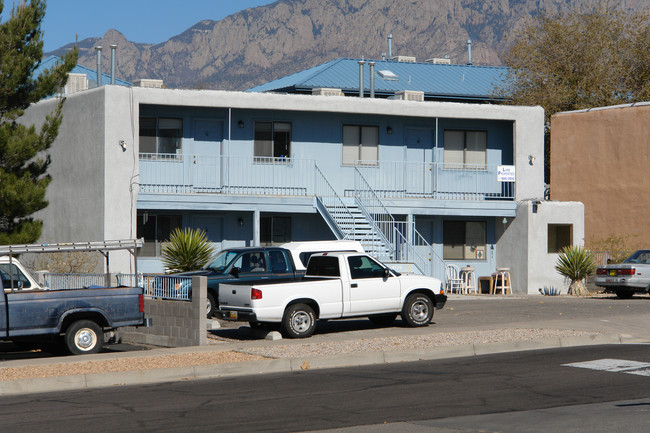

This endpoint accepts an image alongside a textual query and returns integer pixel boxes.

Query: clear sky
[1,0,275,52]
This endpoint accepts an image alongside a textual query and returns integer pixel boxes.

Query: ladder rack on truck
[0,239,144,291]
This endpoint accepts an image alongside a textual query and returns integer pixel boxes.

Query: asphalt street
[1,344,649,433]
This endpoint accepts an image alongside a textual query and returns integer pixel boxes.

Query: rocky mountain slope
[46,0,647,90]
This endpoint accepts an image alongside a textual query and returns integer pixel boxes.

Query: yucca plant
[161,228,216,273]
[555,245,596,296]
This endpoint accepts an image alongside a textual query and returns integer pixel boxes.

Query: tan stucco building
[550,102,650,248]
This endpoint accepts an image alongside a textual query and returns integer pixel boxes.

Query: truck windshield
[623,250,650,264]
[205,250,240,272]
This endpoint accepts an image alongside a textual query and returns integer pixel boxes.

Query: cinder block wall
[118,276,207,347]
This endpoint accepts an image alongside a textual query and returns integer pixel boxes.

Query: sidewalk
[1,295,649,396]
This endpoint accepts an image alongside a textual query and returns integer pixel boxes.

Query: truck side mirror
[383,268,391,279]
[230,267,240,278]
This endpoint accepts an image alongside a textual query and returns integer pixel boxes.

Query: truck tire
[65,320,103,355]
[401,293,433,327]
[207,292,216,318]
[615,289,634,299]
[282,303,316,338]
[368,313,397,327]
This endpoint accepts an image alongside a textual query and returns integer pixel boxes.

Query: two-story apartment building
[22,82,583,294]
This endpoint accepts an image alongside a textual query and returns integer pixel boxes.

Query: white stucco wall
[498,200,585,294]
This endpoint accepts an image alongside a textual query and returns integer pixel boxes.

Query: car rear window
[306,256,340,277]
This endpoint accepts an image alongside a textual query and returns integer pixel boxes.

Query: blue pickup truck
[0,240,150,355]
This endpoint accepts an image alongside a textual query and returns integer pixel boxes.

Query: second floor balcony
[138,154,515,201]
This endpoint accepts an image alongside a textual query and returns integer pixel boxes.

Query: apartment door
[405,128,434,196]
[192,119,223,191]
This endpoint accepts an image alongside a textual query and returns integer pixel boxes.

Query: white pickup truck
[217,252,447,338]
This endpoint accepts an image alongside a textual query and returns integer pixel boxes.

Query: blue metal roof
[35,56,132,87]
[247,58,509,101]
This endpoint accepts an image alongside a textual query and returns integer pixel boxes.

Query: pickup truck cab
[0,256,46,291]
[170,246,301,318]
[595,249,650,298]
[217,252,447,338]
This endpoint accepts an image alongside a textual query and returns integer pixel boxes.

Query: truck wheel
[368,313,397,327]
[65,320,103,355]
[207,293,216,318]
[401,293,433,327]
[282,304,316,338]
[615,289,634,299]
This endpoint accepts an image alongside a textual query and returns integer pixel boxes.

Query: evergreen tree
[0,0,77,244]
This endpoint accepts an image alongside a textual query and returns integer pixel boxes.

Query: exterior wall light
[237,217,244,227]
[238,120,245,128]
[386,126,393,135]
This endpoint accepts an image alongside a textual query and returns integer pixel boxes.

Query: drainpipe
[369,62,375,98]
[95,46,102,87]
[110,45,117,85]
[358,60,366,98]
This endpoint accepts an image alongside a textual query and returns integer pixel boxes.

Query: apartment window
[342,125,378,166]
[139,117,183,155]
[254,121,291,161]
[548,224,573,253]
[443,130,487,166]
[260,216,291,246]
[443,220,487,260]
[136,213,182,257]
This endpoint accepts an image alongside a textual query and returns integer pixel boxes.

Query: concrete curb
[1,332,641,397]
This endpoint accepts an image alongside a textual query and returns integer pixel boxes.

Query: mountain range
[46,0,647,91]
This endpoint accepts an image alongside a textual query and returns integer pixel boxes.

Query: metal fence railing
[355,161,515,201]
[141,275,192,301]
[42,273,107,290]
[139,154,315,196]
[40,272,192,301]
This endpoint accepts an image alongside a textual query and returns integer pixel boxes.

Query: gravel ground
[0,328,596,381]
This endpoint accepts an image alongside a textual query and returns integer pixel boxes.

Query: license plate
[609,270,617,276]
[228,311,238,320]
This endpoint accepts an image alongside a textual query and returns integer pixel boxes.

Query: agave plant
[555,245,596,296]
[161,227,216,273]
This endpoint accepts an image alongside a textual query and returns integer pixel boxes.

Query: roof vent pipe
[358,60,366,98]
[369,62,375,98]
[388,34,393,58]
[466,39,473,65]
[95,46,102,87]
[110,45,117,85]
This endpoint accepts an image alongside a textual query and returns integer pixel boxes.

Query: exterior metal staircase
[314,164,446,280]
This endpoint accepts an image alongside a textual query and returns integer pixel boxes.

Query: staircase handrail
[314,164,357,239]
[353,167,398,259]
[355,165,446,279]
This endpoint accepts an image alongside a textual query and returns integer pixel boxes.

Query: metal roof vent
[378,70,399,80]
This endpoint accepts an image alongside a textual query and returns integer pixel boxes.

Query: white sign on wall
[497,165,516,182]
